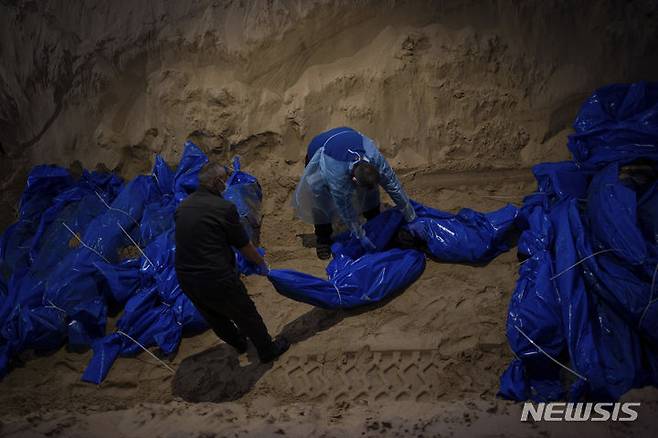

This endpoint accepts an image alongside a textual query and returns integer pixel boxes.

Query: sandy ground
[1,168,657,437]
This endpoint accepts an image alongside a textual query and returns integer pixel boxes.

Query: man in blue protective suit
[293,127,417,259]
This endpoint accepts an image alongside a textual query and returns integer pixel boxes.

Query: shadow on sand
[172,288,409,402]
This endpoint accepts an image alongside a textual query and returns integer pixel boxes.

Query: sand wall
[1,0,657,229]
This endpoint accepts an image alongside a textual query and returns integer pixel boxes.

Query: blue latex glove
[407,220,426,239]
[359,234,377,252]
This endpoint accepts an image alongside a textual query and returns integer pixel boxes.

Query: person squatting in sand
[293,126,421,259]
[174,162,289,363]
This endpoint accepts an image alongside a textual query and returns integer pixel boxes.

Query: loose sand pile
[1,1,658,436]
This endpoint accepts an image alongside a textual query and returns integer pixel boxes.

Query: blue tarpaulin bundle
[82,147,264,384]
[0,142,263,383]
[407,201,518,264]
[224,156,263,244]
[268,209,426,309]
[0,167,124,374]
[268,202,518,309]
[500,81,658,402]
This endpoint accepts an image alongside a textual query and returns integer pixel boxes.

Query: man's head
[198,162,229,194]
[352,161,380,190]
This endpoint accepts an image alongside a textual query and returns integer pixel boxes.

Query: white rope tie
[514,325,588,381]
[332,283,343,306]
[95,192,139,227]
[116,330,175,374]
[45,299,67,314]
[117,222,154,268]
[62,222,111,264]
[524,247,656,332]
[550,249,619,280]
[638,263,658,328]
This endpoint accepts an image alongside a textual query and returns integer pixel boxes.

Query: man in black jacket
[175,162,288,363]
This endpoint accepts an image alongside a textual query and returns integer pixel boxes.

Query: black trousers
[178,272,274,357]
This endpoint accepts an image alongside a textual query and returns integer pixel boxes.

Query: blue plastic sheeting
[81,148,263,384]
[269,209,426,309]
[500,82,658,402]
[268,202,517,309]
[406,201,518,263]
[269,249,426,309]
[0,142,264,383]
[173,143,208,203]
[0,167,125,376]
[568,82,658,167]
[224,156,263,244]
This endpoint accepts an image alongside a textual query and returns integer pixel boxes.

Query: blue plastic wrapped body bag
[0,166,125,376]
[268,209,425,309]
[0,141,267,383]
[268,201,517,309]
[500,82,658,403]
[568,82,658,167]
[223,156,263,244]
[82,151,264,384]
[269,249,426,309]
[404,201,518,263]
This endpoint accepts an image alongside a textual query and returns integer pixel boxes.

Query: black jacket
[174,187,250,279]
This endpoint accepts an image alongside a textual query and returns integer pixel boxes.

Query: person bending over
[293,126,417,259]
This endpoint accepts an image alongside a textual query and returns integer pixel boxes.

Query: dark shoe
[259,338,290,363]
[232,336,248,355]
[316,243,332,260]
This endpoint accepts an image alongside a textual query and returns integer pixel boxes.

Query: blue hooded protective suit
[292,127,416,237]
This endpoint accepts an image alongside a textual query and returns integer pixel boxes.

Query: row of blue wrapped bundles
[0,136,519,382]
[500,82,658,402]
[0,142,264,383]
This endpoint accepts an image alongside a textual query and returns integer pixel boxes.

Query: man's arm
[225,204,269,274]
[238,241,265,266]
[370,150,416,222]
[325,165,376,251]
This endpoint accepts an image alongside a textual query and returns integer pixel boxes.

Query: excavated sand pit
[2,1,658,436]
